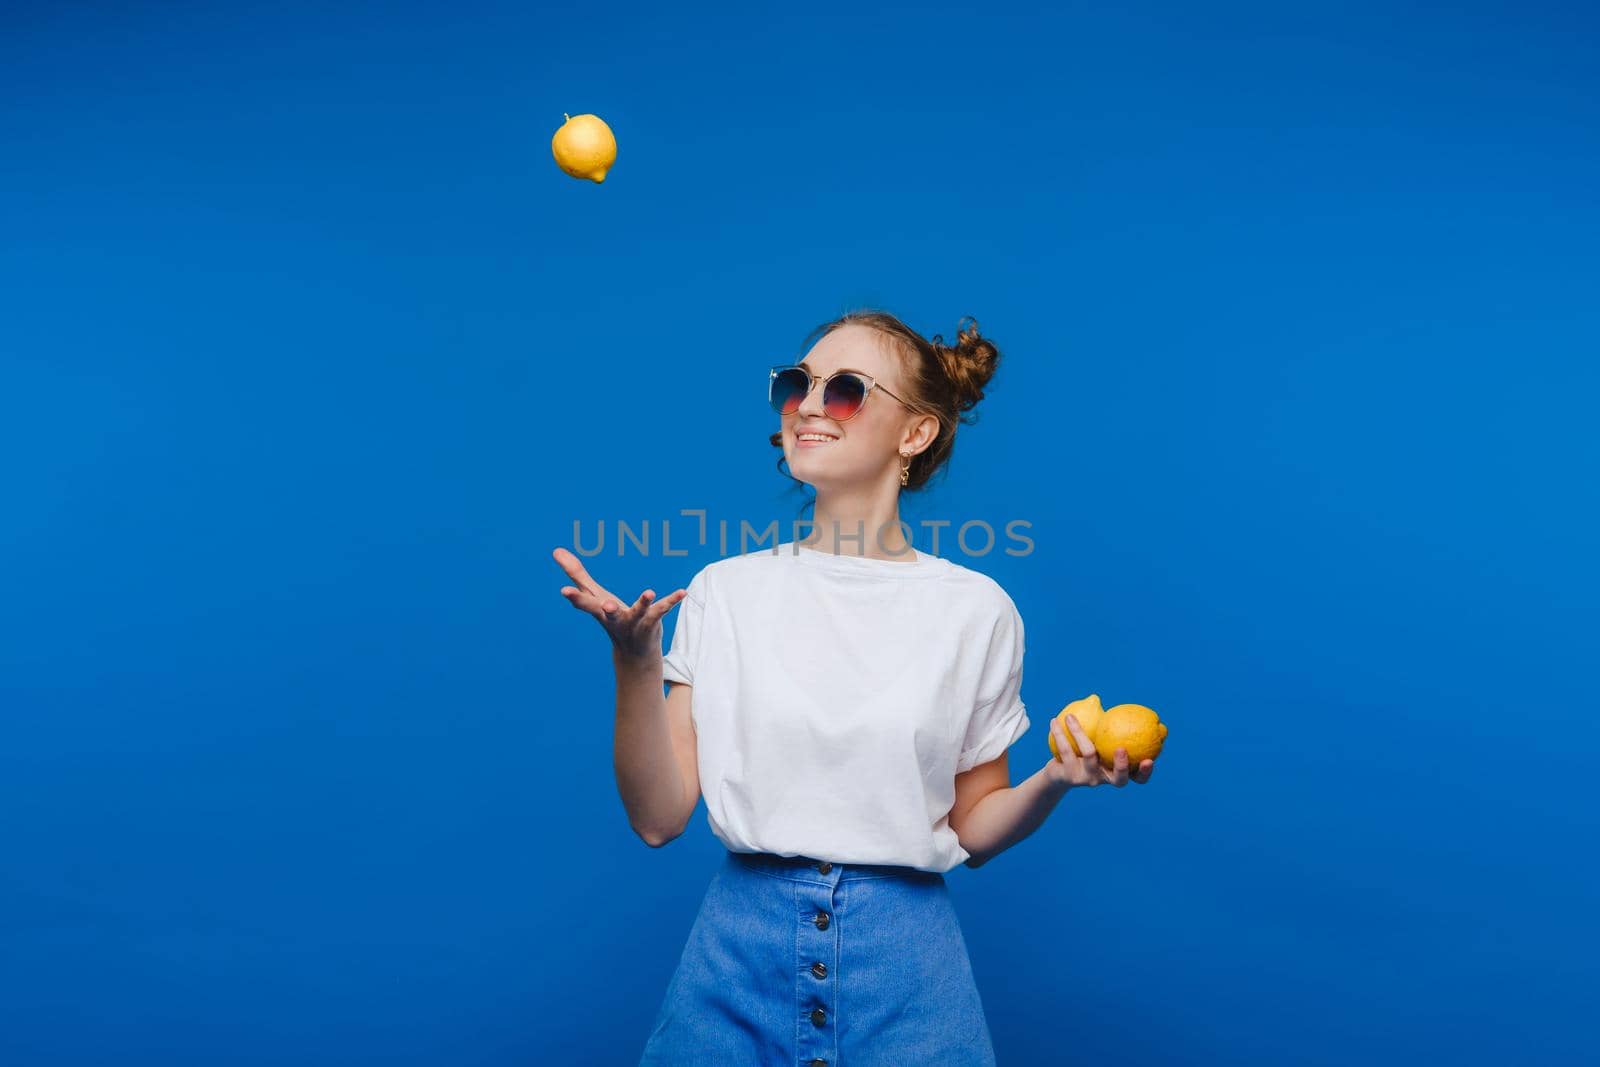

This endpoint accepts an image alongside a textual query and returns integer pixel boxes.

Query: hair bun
[931,315,1000,415]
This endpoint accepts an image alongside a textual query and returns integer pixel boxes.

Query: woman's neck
[800,492,915,560]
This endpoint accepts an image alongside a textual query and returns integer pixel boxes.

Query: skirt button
[813,910,830,931]
[811,1007,827,1027]
[816,861,833,874]
[811,961,827,979]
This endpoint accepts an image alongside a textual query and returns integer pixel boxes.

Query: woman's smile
[795,430,840,447]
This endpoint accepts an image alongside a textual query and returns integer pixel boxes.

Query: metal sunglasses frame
[768,364,914,421]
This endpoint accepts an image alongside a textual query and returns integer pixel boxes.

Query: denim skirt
[639,848,996,1066]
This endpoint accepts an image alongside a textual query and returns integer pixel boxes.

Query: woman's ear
[903,415,938,455]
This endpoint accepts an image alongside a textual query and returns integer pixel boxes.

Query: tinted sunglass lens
[822,374,867,420]
[770,368,810,414]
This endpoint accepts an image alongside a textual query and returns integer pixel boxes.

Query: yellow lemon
[1095,703,1168,767]
[552,112,617,183]
[1048,693,1104,761]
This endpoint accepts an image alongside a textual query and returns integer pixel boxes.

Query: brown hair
[768,309,1003,494]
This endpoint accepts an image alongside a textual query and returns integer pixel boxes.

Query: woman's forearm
[611,650,685,845]
[957,764,1072,868]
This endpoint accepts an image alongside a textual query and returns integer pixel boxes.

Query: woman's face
[780,325,924,490]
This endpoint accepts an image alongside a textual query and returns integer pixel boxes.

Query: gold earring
[899,450,912,487]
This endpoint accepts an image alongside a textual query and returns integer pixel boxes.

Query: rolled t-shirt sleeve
[662,570,707,686]
[956,595,1030,773]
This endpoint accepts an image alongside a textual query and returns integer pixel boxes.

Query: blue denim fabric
[639,848,997,1066]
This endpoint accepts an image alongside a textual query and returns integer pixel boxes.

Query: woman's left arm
[951,715,1154,868]
[950,755,1070,868]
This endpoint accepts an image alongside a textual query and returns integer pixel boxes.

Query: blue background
[3,1,1596,1063]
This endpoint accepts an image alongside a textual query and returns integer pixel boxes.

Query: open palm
[553,546,687,662]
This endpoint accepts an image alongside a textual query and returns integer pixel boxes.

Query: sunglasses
[768,365,913,422]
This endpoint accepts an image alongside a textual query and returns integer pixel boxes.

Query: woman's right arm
[613,653,701,846]
[553,547,699,847]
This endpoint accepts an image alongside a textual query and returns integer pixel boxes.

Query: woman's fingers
[564,590,623,633]
[1064,715,1098,768]
[558,585,600,613]
[1103,747,1131,787]
[643,588,688,625]
[1049,718,1071,761]
[1132,759,1154,784]
[557,581,625,627]
[556,571,687,655]
[620,586,692,628]
[605,588,653,626]
[624,589,656,626]
[1047,719,1084,787]
[552,546,619,606]
[616,588,680,636]
[1055,714,1102,789]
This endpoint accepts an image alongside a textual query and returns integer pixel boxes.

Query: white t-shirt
[661,538,1030,873]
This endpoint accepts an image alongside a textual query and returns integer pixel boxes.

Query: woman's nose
[795,377,828,418]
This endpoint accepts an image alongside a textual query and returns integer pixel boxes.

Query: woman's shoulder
[672,542,785,597]
[937,555,1020,612]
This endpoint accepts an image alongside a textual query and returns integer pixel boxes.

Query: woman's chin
[790,452,835,474]
[790,455,873,489]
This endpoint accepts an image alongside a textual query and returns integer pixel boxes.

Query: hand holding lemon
[1046,693,1165,788]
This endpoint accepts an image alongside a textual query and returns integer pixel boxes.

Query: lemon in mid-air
[552,112,617,183]
[1095,703,1168,768]
[1048,693,1105,761]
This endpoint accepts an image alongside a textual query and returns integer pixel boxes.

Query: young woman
[554,310,1155,1066]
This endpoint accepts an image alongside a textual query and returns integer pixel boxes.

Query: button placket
[797,862,840,1067]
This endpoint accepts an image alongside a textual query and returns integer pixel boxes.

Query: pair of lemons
[1048,694,1167,769]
